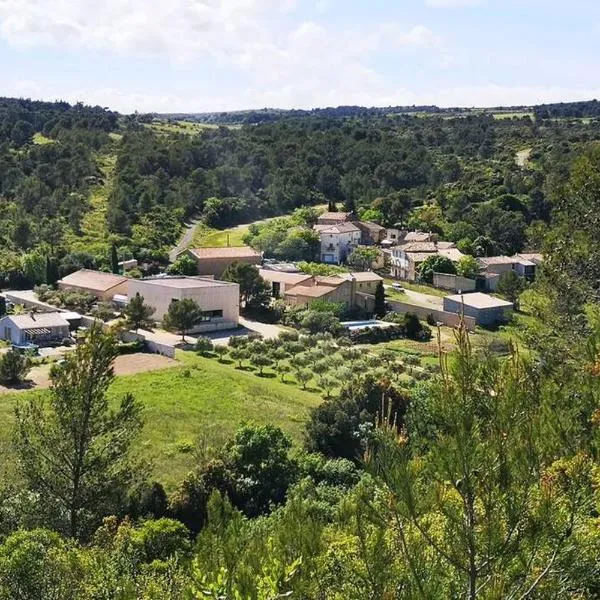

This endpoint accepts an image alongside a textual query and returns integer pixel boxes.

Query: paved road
[169,218,200,262]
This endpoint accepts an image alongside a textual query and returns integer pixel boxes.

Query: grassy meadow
[0,352,321,491]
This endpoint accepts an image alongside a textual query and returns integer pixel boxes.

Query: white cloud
[425,0,484,7]
[0,0,444,112]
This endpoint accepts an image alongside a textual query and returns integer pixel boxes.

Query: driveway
[238,317,285,340]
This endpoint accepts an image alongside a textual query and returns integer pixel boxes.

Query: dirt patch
[0,352,178,394]
[113,353,178,376]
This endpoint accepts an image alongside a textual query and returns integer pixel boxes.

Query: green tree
[163,298,204,342]
[110,243,119,274]
[0,349,30,386]
[168,253,198,276]
[295,369,312,389]
[366,325,596,599]
[250,353,273,376]
[496,270,526,308]
[13,325,143,539]
[222,262,270,310]
[347,246,380,271]
[456,255,480,279]
[123,292,156,332]
[417,254,457,283]
[374,280,386,317]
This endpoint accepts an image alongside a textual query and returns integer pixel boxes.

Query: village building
[314,222,362,264]
[127,276,239,332]
[443,292,513,326]
[390,241,465,281]
[0,312,70,346]
[184,246,262,277]
[57,269,129,301]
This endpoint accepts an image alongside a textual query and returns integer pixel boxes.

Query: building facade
[58,269,129,301]
[185,247,262,277]
[443,292,513,326]
[0,312,70,346]
[314,222,362,264]
[128,277,239,332]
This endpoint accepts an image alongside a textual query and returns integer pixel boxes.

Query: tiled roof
[316,212,354,222]
[188,246,261,260]
[317,222,361,234]
[402,242,438,253]
[478,256,517,266]
[439,248,465,262]
[350,272,384,282]
[314,276,347,287]
[3,312,69,329]
[259,270,313,286]
[356,221,386,232]
[285,285,337,298]
[59,269,128,292]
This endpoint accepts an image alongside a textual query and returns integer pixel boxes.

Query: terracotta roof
[314,276,347,287]
[316,212,354,222]
[317,222,361,234]
[405,252,436,263]
[188,246,261,260]
[438,248,465,262]
[356,221,386,232]
[350,272,384,282]
[516,253,543,264]
[285,285,337,298]
[445,292,513,309]
[436,241,456,249]
[259,270,313,286]
[478,256,517,266]
[2,312,69,329]
[59,269,128,292]
[403,231,435,242]
[402,242,438,253]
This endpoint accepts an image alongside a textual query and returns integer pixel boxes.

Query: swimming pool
[341,320,393,331]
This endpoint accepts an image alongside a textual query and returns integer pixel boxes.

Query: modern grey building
[443,292,513,326]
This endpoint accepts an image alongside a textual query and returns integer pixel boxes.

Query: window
[200,309,223,321]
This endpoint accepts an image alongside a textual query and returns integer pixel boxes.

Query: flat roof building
[443,292,513,326]
[127,276,239,333]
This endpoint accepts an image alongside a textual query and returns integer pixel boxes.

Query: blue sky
[1,0,599,113]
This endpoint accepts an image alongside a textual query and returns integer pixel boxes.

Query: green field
[191,224,250,248]
[0,352,321,491]
[32,132,55,145]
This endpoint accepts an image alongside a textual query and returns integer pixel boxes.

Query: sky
[1,0,600,114]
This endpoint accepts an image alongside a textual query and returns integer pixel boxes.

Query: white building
[314,222,362,264]
[127,277,240,333]
[0,312,70,346]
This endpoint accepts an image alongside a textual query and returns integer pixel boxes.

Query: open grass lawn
[191,224,250,248]
[0,352,321,491]
[32,132,55,145]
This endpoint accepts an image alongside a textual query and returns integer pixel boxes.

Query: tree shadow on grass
[235,365,255,372]
[255,372,277,379]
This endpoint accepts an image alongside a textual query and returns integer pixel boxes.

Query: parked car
[392,283,404,291]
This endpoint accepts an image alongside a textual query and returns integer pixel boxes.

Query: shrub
[0,350,30,385]
[116,340,144,355]
[195,337,214,355]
